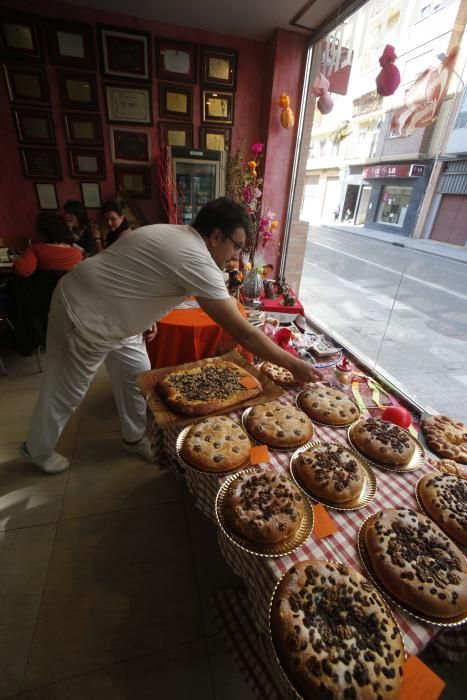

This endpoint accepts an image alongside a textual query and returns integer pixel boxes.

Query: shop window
[376,185,412,226]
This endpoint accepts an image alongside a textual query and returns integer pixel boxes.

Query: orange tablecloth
[146,303,253,369]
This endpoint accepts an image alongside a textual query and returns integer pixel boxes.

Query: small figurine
[334,357,353,385]
[228,269,243,297]
[263,279,275,299]
[283,291,296,306]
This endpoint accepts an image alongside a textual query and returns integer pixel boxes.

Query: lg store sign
[363,164,426,178]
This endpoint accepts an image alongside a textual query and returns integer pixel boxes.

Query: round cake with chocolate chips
[180,416,251,473]
[271,559,405,700]
[260,362,301,388]
[245,401,313,448]
[298,384,360,426]
[365,508,467,619]
[294,444,365,504]
[222,470,305,544]
[418,473,467,547]
[352,419,415,466]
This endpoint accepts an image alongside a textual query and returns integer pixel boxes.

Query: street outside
[298,225,467,423]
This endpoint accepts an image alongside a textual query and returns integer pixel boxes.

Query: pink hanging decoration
[376,45,400,97]
[310,73,334,115]
[391,47,459,137]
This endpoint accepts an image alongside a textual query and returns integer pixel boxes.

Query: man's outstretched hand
[289,357,323,384]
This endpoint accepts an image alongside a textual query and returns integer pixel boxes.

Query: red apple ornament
[382,406,411,429]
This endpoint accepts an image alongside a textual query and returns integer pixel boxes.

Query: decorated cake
[294,444,365,503]
[352,419,415,466]
[298,384,360,426]
[180,416,251,473]
[245,401,313,448]
[418,473,467,546]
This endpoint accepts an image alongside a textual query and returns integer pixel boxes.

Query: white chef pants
[26,292,150,462]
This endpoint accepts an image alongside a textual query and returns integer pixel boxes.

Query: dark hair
[101,199,124,216]
[63,200,90,231]
[192,197,251,241]
[36,213,74,245]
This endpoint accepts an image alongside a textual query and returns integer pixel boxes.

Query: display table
[259,292,304,316]
[146,301,252,368]
[150,367,466,697]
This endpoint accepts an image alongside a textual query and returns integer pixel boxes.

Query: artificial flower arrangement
[225,142,279,267]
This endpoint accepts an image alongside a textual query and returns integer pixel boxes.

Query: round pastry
[223,469,304,544]
[245,401,313,448]
[260,361,300,387]
[295,443,365,504]
[352,419,415,466]
[271,559,405,700]
[298,384,360,426]
[364,508,467,619]
[421,415,467,464]
[418,473,467,547]
[180,416,251,472]
[427,457,467,479]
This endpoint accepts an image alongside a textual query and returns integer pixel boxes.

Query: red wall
[0,0,265,239]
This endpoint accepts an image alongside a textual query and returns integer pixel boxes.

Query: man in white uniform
[21,198,322,474]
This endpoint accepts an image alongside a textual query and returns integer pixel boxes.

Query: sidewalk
[322,222,467,264]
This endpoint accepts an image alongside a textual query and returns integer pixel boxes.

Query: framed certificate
[80,182,102,209]
[200,45,238,90]
[114,165,151,199]
[0,11,43,62]
[110,127,150,164]
[68,149,106,179]
[201,89,234,125]
[155,38,196,83]
[13,108,55,145]
[46,20,95,69]
[99,25,151,82]
[63,113,103,146]
[57,70,99,111]
[20,147,62,179]
[158,121,193,148]
[104,83,153,124]
[35,183,58,210]
[3,63,49,106]
[159,83,192,120]
[200,126,231,152]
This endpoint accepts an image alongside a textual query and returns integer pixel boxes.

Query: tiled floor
[1,348,466,700]
[0,350,256,700]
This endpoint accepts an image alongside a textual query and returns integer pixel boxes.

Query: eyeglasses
[224,233,245,253]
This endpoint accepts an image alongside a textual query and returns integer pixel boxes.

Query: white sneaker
[121,436,155,463]
[19,442,70,474]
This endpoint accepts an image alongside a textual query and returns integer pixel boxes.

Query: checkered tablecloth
[151,383,467,675]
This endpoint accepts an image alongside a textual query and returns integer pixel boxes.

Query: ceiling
[63,0,352,41]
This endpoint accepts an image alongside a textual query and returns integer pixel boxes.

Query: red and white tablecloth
[151,384,466,695]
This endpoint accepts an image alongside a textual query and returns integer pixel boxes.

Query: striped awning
[439,159,467,194]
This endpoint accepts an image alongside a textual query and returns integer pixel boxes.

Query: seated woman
[94,200,132,248]
[14,213,83,277]
[63,200,96,256]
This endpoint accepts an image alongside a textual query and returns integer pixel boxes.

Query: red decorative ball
[382,406,411,429]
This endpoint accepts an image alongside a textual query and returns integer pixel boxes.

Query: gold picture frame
[201,89,234,125]
[159,83,193,120]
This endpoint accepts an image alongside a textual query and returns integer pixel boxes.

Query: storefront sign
[362,163,425,178]
[352,91,383,117]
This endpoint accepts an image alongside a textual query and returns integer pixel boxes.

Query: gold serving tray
[267,559,406,700]
[241,405,314,452]
[295,390,361,428]
[348,420,426,472]
[415,473,467,549]
[358,514,467,627]
[175,423,251,477]
[290,441,377,511]
[215,466,314,557]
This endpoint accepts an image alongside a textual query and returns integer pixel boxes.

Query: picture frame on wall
[200,45,238,90]
[104,83,152,125]
[159,83,192,120]
[35,182,58,210]
[20,147,62,179]
[200,125,231,152]
[13,108,55,145]
[80,181,102,208]
[63,112,103,146]
[45,20,96,70]
[68,149,106,179]
[98,25,151,82]
[158,121,193,148]
[155,38,196,84]
[201,89,234,125]
[57,69,99,111]
[114,165,151,199]
[0,12,43,62]
[3,63,49,106]
[110,127,150,164]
